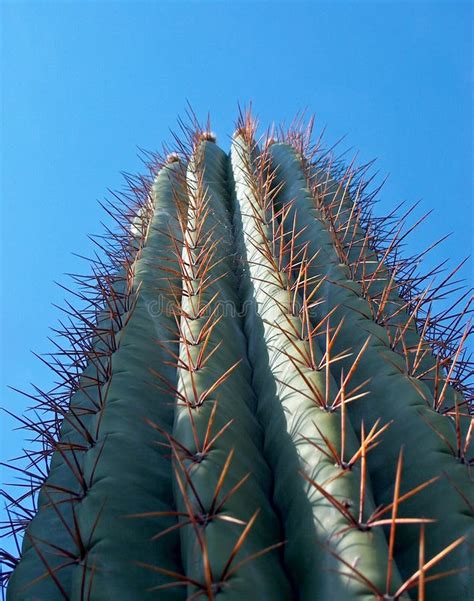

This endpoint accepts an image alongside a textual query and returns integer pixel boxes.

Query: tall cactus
[2,112,472,601]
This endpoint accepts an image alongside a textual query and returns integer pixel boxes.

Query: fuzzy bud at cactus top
[199,130,217,142]
[165,151,181,163]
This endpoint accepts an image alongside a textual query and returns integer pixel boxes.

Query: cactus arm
[67,161,189,600]
[170,140,293,599]
[230,133,406,601]
[7,161,188,600]
[268,142,474,601]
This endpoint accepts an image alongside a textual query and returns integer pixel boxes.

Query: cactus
[1,111,472,601]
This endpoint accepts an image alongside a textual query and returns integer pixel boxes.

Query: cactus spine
[2,112,472,601]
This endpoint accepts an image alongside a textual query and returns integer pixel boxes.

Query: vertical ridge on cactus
[267,141,473,601]
[230,129,408,601]
[1,110,472,601]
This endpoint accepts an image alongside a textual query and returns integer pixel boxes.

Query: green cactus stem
[2,112,472,601]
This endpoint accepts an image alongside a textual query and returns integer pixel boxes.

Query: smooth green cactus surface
[2,116,472,601]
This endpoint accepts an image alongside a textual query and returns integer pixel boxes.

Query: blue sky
[0,0,472,554]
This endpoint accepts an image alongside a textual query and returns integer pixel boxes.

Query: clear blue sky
[0,0,472,550]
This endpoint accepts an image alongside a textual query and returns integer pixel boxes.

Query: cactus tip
[200,131,217,143]
[165,152,181,164]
